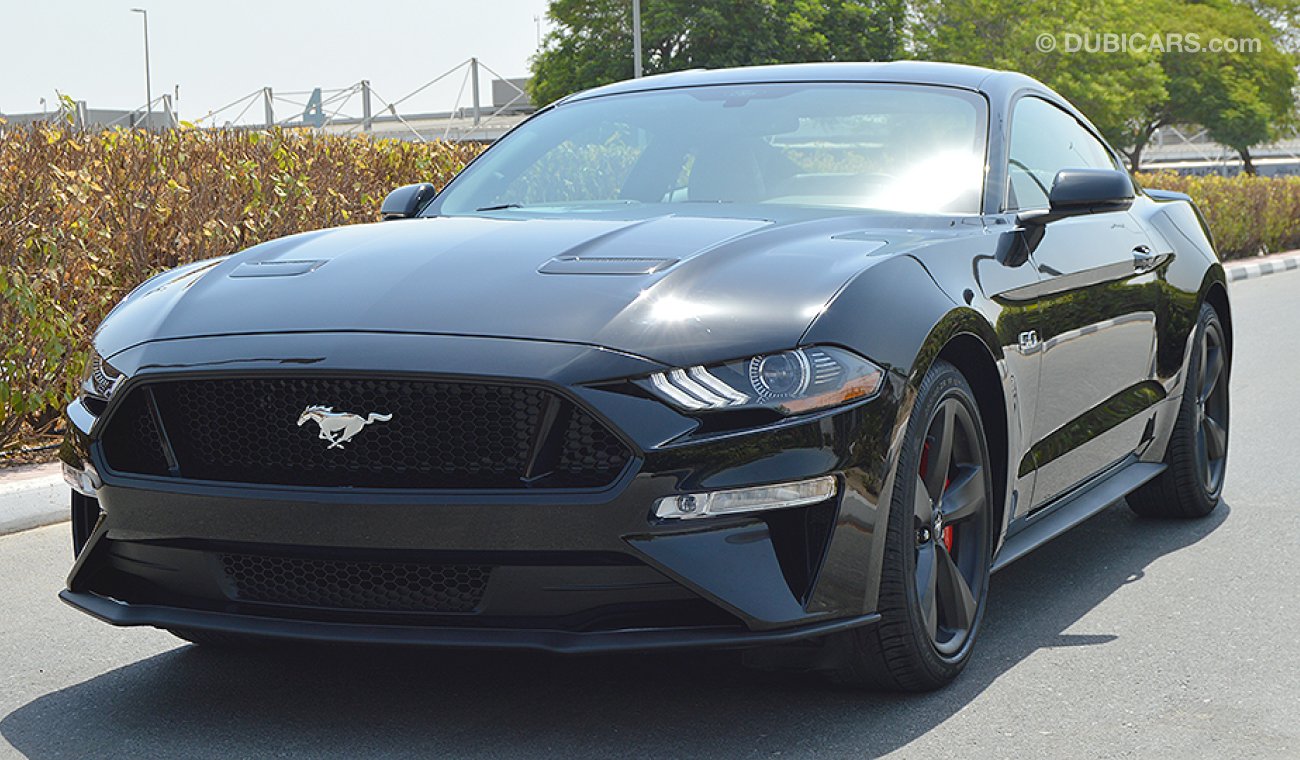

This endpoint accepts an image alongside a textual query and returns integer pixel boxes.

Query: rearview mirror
[380,183,438,220]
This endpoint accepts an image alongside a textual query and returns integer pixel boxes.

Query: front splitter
[60,589,879,654]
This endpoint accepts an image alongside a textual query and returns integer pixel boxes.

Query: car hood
[97,211,948,368]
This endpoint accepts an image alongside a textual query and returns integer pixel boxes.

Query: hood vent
[229,260,326,278]
[538,255,678,276]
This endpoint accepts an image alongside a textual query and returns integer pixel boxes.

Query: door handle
[1133,245,1158,272]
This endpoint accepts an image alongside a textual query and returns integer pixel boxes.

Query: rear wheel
[828,360,994,690]
[1129,303,1228,518]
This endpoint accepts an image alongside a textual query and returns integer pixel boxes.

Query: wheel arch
[1175,265,1232,398]
[933,333,1011,546]
[1203,277,1232,359]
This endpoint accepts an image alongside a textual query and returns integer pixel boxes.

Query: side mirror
[1017,168,1134,227]
[380,183,438,220]
[1002,168,1135,267]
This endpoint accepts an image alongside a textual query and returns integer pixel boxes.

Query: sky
[0,0,552,122]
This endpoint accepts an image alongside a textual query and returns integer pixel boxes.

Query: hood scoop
[538,255,678,275]
[536,214,768,275]
[230,260,327,278]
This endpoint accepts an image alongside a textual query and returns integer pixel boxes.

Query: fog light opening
[655,476,837,520]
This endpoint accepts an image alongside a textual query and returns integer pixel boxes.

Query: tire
[168,629,267,649]
[1129,303,1229,519]
[827,360,995,691]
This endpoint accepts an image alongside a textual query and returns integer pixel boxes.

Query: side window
[1007,97,1118,211]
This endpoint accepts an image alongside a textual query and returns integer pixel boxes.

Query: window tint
[1007,97,1118,210]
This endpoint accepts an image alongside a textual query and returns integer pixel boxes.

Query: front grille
[220,553,491,613]
[100,376,631,489]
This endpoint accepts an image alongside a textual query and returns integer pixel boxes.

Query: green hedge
[1136,172,1300,260]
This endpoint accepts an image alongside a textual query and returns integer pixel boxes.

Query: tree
[528,0,906,106]
[912,0,1298,173]
[912,0,1168,167]
[1162,0,1298,174]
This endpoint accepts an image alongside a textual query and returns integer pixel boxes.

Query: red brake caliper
[921,440,955,551]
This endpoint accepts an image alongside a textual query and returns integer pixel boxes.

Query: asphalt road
[2,272,1298,759]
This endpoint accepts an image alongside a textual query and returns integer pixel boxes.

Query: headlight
[82,351,125,400]
[643,346,883,415]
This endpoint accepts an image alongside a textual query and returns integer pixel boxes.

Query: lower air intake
[220,553,491,613]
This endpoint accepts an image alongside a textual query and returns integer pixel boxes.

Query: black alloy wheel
[1130,302,1229,518]
[1194,316,1229,496]
[913,395,990,657]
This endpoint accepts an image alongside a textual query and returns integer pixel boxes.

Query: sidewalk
[0,462,65,536]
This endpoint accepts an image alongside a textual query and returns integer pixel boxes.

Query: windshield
[431,83,988,217]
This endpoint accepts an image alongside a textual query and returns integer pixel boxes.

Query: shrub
[1135,172,1300,260]
[0,125,482,451]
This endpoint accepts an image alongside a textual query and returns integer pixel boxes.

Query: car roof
[561,61,1046,103]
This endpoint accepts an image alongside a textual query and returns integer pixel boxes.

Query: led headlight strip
[86,353,125,400]
[650,367,750,409]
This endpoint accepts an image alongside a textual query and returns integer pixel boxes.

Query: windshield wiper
[475,203,524,211]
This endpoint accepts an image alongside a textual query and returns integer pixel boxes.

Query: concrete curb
[1225,251,1300,282]
[0,463,66,537]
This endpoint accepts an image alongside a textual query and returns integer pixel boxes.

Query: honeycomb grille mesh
[220,553,491,613]
[101,377,631,489]
[99,390,170,476]
[557,408,634,479]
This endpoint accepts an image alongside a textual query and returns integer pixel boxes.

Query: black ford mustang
[61,62,1231,691]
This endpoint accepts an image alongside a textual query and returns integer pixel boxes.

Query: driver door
[1006,97,1162,513]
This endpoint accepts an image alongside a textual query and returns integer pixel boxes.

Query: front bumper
[62,332,903,650]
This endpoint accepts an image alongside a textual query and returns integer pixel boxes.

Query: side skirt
[992,457,1166,572]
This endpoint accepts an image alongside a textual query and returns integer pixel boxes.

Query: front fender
[802,254,962,380]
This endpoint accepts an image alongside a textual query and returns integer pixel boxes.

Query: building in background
[1,67,532,143]
[1139,126,1300,177]
[1,99,176,131]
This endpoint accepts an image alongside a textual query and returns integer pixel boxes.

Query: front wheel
[828,360,994,691]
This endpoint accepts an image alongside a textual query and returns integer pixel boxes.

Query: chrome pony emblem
[296,406,392,449]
